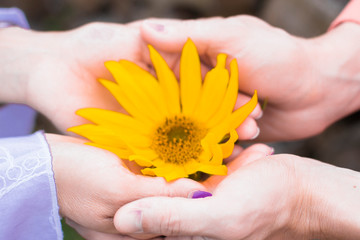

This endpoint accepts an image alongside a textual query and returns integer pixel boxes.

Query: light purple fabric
[0,104,37,138]
[0,7,30,28]
[0,131,63,240]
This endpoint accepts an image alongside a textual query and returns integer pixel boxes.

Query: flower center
[152,116,206,164]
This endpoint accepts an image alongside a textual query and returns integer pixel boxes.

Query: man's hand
[140,16,360,141]
[113,151,360,240]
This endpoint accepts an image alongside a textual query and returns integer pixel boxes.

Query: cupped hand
[1,22,150,133]
[139,16,360,141]
[113,149,360,240]
[46,133,205,238]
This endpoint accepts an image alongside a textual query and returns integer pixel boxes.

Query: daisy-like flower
[69,39,257,181]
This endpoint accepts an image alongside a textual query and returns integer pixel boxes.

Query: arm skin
[139,16,360,142]
[114,152,360,240]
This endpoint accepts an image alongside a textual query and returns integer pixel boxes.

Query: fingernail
[120,210,143,233]
[250,127,260,140]
[267,147,275,156]
[145,21,165,32]
[188,190,213,199]
[255,111,263,120]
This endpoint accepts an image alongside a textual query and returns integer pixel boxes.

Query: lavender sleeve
[0,132,63,239]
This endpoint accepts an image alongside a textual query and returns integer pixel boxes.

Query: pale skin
[139,16,360,142]
[115,153,360,240]
[112,17,360,239]
[0,22,261,239]
[0,23,211,239]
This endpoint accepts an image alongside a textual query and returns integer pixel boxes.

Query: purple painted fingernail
[190,190,213,199]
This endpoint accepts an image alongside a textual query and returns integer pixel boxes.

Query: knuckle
[159,210,181,236]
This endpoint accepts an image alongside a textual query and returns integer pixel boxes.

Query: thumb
[140,17,236,58]
[114,196,217,237]
[132,174,207,199]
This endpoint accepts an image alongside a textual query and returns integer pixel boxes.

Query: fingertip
[245,143,274,156]
[141,19,186,52]
[227,143,273,170]
[236,118,260,140]
[224,145,243,164]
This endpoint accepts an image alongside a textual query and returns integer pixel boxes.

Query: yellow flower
[69,39,257,181]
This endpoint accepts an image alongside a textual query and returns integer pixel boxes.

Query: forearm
[292,158,360,239]
[310,22,360,125]
[0,27,32,103]
[0,27,61,105]
[320,168,360,239]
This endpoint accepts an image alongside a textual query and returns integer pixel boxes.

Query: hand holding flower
[140,16,360,141]
[46,133,205,239]
[114,151,360,240]
[0,22,147,133]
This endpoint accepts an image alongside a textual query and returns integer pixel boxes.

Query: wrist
[309,22,360,126]
[0,27,63,105]
[292,158,360,239]
[0,27,34,103]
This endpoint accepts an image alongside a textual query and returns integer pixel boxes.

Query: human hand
[139,17,360,141]
[46,133,205,239]
[114,152,360,240]
[0,22,148,134]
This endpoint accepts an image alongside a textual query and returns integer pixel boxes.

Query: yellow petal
[98,79,151,123]
[119,60,169,117]
[127,146,158,161]
[198,164,227,175]
[148,45,180,115]
[129,155,154,167]
[76,108,151,135]
[69,124,152,148]
[180,39,202,115]
[207,59,239,128]
[142,163,188,181]
[199,133,223,165]
[68,124,127,148]
[220,129,238,158]
[141,168,156,176]
[104,61,163,123]
[184,160,200,175]
[194,54,229,122]
[86,142,132,159]
[207,91,257,143]
[229,90,258,130]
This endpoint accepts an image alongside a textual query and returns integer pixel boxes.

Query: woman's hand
[0,22,148,133]
[46,133,205,238]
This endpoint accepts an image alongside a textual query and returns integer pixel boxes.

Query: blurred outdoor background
[1,0,359,239]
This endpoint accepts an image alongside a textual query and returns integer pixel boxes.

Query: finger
[236,118,260,141]
[227,143,273,172]
[132,174,207,199]
[235,94,263,120]
[223,144,243,164]
[66,218,138,240]
[114,196,217,237]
